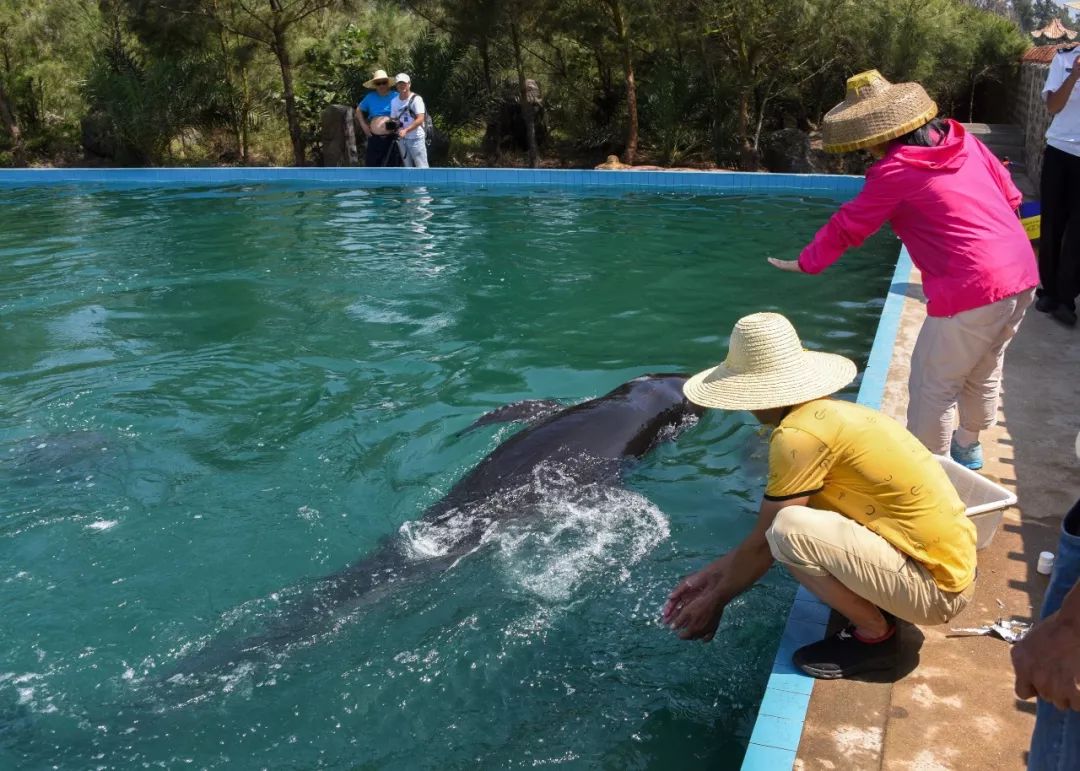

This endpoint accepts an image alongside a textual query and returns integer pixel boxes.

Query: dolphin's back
[435,374,699,512]
[167,374,700,680]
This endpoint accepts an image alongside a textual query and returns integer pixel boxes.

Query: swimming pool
[0,176,897,769]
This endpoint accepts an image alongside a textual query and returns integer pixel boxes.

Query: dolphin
[168,373,703,678]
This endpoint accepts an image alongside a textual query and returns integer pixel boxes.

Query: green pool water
[0,184,896,770]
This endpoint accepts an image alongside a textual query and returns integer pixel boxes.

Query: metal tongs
[949,617,1032,643]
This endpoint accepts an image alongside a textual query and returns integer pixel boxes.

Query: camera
[384,119,401,132]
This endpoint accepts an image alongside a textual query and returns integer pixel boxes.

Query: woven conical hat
[822,70,937,153]
[683,313,857,411]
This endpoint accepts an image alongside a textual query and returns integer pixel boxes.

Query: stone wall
[320,105,358,167]
[1016,62,1051,188]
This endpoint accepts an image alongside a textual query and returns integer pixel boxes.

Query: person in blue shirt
[355,69,401,167]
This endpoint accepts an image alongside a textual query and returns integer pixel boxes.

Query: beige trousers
[906,289,1034,455]
[765,505,974,626]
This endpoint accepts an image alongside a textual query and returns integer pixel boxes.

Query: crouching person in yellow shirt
[663,312,977,679]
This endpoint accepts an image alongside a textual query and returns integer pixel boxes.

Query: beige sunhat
[363,69,393,89]
[822,70,938,153]
[683,313,857,411]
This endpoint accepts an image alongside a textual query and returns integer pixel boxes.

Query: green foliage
[0,0,100,160]
[82,25,232,164]
[638,63,709,164]
[0,0,1035,167]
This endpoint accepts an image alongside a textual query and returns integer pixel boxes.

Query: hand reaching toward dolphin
[663,497,797,642]
[767,257,804,273]
[663,558,730,641]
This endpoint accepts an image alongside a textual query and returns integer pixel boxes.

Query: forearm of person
[712,537,774,603]
[798,183,894,273]
[710,496,802,602]
[356,111,371,135]
[404,114,425,134]
[1047,71,1080,115]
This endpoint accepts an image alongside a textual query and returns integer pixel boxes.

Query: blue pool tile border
[0,166,866,196]
[739,245,915,770]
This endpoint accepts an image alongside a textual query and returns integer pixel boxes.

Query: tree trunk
[605,0,638,164]
[0,79,25,166]
[479,33,492,96]
[272,26,305,166]
[215,24,245,161]
[240,67,251,164]
[509,18,538,168]
[737,89,756,170]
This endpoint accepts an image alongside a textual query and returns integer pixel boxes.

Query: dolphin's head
[626,373,705,419]
[610,374,705,458]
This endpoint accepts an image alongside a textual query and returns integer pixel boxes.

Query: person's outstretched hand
[1012,607,1080,711]
[767,257,804,273]
[663,564,726,642]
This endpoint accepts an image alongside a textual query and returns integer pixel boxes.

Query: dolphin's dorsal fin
[455,399,565,437]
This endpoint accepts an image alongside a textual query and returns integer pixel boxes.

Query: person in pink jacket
[769,70,1038,470]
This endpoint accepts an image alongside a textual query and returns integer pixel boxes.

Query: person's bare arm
[355,107,372,137]
[1012,580,1080,711]
[662,495,809,641]
[1047,64,1080,115]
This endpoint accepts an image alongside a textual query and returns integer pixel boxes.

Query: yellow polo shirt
[764,399,976,592]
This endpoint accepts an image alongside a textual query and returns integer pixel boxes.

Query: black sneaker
[1051,304,1077,327]
[792,624,899,680]
[1035,294,1058,313]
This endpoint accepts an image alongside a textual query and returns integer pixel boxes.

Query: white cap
[1037,551,1055,575]
[395,73,411,84]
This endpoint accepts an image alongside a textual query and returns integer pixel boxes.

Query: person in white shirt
[1037,44,1080,327]
[391,73,429,169]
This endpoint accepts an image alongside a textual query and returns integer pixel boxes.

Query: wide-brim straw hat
[683,313,857,411]
[363,69,392,89]
[822,70,938,153]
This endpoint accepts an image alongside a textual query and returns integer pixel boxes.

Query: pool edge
[0,167,866,196]
[739,245,914,770]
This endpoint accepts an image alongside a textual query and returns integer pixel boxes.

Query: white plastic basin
[936,454,1017,550]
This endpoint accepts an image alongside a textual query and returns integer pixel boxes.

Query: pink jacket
[798,120,1038,317]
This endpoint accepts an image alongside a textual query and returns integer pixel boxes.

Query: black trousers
[1038,144,1080,310]
[364,134,402,167]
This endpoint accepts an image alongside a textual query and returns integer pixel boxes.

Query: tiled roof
[1031,18,1077,41]
[1023,44,1066,64]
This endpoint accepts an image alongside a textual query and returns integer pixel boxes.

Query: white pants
[399,135,429,168]
[907,289,1034,454]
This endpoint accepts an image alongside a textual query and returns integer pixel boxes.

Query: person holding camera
[390,73,429,168]
[355,69,401,167]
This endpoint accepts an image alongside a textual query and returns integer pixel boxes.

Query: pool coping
[739,245,915,770]
[0,166,866,196]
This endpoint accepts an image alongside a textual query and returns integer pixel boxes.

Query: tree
[0,79,23,165]
[194,0,353,166]
[507,6,540,167]
[0,0,100,165]
[598,0,639,163]
[699,0,843,169]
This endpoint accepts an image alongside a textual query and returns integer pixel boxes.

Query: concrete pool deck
[794,264,1080,770]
